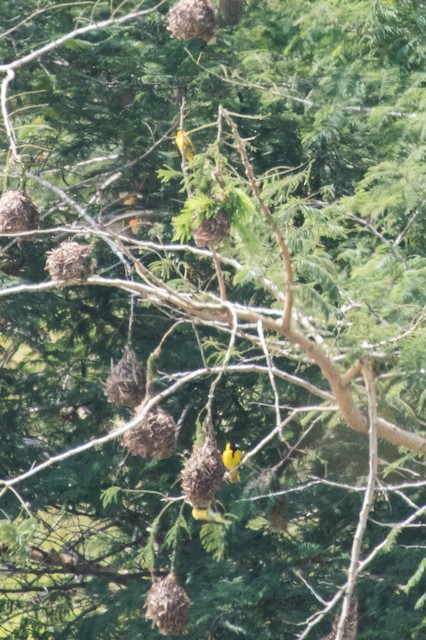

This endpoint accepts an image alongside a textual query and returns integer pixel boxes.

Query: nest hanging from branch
[105,347,146,408]
[181,437,225,507]
[192,211,230,249]
[167,0,217,43]
[121,405,178,459]
[46,241,95,282]
[0,189,39,236]
[145,573,190,636]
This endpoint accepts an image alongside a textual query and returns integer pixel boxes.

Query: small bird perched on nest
[222,442,242,484]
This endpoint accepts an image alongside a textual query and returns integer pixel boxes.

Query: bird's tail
[228,469,240,484]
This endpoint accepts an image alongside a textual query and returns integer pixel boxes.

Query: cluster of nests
[142,437,224,635]
[4,5,259,637]
[105,349,225,498]
[106,350,226,636]
[167,0,243,44]
[105,347,179,460]
[105,350,226,506]
[1,163,231,640]
[0,185,230,266]
[0,189,95,282]
[143,440,225,635]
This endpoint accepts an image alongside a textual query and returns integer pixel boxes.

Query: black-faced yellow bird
[222,442,242,484]
[175,129,195,162]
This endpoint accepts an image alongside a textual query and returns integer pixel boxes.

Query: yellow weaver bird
[175,129,195,162]
[191,507,229,525]
[222,442,242,484]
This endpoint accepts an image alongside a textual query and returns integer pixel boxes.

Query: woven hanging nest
[121,405,177,459]
[192,211,230,249]
[181,438,225,508]
[105,347,146,408]
[0,189,39,236]
[220,0,243,25]
[167,0,217,43]
[145,573,190,636]
[46,241,95,282]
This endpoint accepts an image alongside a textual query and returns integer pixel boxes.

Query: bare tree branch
[186,51,417,120]
[0,276,424,454]
[1,70,20,162]
[334,359,378,640]
[295,492,426,639]
[0,3,168,73]
[257,319,283,439]
[221,107,294,330]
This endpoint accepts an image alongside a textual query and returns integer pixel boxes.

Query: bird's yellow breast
[222,443,241,470]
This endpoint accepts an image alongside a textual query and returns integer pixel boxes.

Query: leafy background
[0,1,425,638]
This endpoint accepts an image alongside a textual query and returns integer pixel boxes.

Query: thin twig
[240,411,298,469]
[0,276,424,454]
[145,321,185,397]
[206,303,238,436]
[394,209,421,247]
[238,476,426,503]
[127,293,136,345]
[7,485,33,517]
[211,248,227,301]
[0,367,215,493]
[26,171,130,270]
[0,3,168,73]
[1,70,20,162]
[186,51,417,120]
[257,320,283,440]
[292,570,327,606]
[334,359,378,640]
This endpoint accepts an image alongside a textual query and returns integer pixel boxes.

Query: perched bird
[175,129,195,162]
[191,507,229,525]
[222,442,242,484]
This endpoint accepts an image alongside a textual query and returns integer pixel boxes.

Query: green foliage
[0,0,425,638]
[100,485,122,508]
[0,518,37,562]
[199,523,227,561]
[172,154,258,242]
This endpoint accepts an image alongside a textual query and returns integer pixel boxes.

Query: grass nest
[192,211,230,249]
[167,0,217,43]
[181,438,225,508]
[105,347,146,408]
[0,189,39,236]
[46,240,95,282]
[121,405,177,459]
[145,573,190,636]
